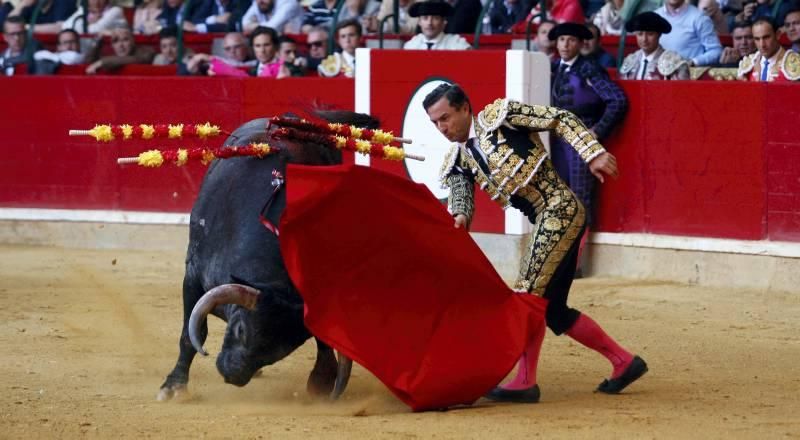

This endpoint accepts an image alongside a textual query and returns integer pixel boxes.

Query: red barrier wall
[595,81,799,242]
[0,75,797,242]
[0,76,353,213]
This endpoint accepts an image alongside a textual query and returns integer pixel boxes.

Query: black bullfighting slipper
[484,384,541,403]
[596,355,648,394]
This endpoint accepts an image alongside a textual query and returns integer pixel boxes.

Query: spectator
[582,22,616,67]
[403,1,471,50]
[133,0,163,35]
[274,35,307,77]
[737,18,800,80]
[339,0,381,25]
[656,0,722,66]
[619,11,690,79]
[305,26,328,70]
[486,0,534,34]
[241,0,304,35]
[784,8,800,52]
[183,0,249,34]
[521,0,585,25]
[1,15,32,75]
[32,28,85,74]
[62,0,126,35]
[370,0,418,34]
[302,0,336,31]
[592,0,624,35]
[0,2,12,30]
[698,0,729,34]
[9,0,76,34]
[186,31,254,74]
[529,20,557,60]
[717,22,755,66]
[548,22,627,272]
[157,0,188,30]
[85,23,156,74]
[246,25,282,76]
[318,18,361,77]
[734,0,796,28]
[152,26,193,65]
[443,0,482,34]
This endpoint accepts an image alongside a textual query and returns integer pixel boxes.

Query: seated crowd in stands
[0,0,799,80]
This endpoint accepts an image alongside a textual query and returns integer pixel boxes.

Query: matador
[425,83,648,403]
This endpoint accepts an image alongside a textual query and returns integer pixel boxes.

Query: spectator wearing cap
[737,18,800,81]
[655,0,722,66]
[403,0,470,50]
[549,22,627,272]
[620,12,691,79]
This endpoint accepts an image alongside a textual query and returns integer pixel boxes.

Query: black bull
[158,113,378,402]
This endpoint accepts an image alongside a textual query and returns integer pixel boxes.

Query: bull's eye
[234,321,247,345]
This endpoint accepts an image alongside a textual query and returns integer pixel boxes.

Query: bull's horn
[330,352,353,401]
[188,284,260,356]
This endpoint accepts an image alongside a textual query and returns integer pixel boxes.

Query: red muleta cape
[279,164,546,411]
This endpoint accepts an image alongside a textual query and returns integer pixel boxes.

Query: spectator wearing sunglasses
[305,26,328,71]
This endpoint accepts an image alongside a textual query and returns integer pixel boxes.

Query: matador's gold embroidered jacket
[439,99,606,223]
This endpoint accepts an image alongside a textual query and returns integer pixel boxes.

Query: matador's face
[426,97,472,143]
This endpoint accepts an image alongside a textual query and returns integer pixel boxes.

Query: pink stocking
[502,321,546,390]
[566,314,634,378]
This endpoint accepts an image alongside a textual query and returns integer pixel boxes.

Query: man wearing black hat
[403,0,471,50]
[549,22,627,274]
[619,12,691,80]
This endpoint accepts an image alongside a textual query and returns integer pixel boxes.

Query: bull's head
[187,284,352,399]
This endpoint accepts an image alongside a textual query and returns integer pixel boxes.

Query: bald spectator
[785,8,800,52]
[9,0,75,34]
[656,0,723,66]
[737,18,800,81]
[403,1,470,50]
[186,31,254,75]
[241,0,304,35]
[86,23,156,74]
[62,0,126,35]
[718,22,756,66]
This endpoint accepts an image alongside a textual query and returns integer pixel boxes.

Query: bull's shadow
[158,112,378,402]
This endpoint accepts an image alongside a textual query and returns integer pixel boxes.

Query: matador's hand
[588,151,619,183]
[454,214,469,230]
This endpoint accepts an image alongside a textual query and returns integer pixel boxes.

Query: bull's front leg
[158,273,208,401]
[306,337,337,397]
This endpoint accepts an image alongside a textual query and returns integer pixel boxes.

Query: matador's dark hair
[422,83,472,113]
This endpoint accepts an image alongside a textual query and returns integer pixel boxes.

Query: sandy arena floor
[1,244,798,439]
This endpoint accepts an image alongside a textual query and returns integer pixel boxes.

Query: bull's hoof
[156,384,189,402]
